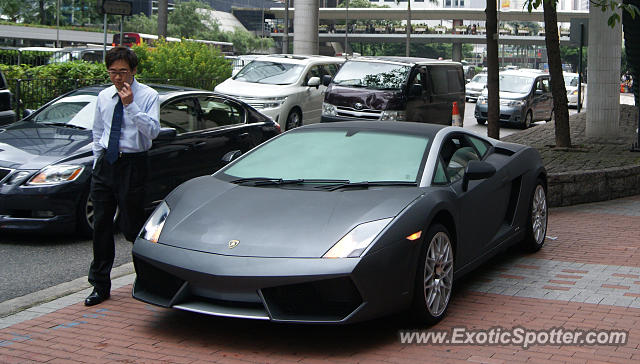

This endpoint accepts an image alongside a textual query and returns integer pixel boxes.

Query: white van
[214,54,344,130]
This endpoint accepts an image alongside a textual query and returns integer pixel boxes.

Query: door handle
[191,141,207,149]
[237,132,250,139]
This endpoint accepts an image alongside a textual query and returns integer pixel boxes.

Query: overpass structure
[0,24,107,45]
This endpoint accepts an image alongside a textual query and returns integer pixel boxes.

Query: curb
[0,262,134,318]
[548,165,640,207]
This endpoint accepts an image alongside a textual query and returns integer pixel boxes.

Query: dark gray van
[321,57,465,125]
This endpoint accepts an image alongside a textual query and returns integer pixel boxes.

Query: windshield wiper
[230,178,350,186]
[40,122,86,130]
[318,181,418,191]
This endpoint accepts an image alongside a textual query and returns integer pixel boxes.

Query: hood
[466,82,486,91]
[159,176,422,258]
[0,121,92,169]
[214,78,296,98]
[480,90,528,100]
[325,84,404,111]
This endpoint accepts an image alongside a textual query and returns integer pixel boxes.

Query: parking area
[1,195,639,363]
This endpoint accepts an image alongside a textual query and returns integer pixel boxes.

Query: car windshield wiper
[40,122,86,130]
[230,178,350,186]
[317,181,418,191]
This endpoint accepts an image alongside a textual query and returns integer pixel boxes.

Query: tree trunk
[158,0,168,38]
[623,0,639,106]
[39,0,46,25]
[543,0,571,148]
[486,0,500,139]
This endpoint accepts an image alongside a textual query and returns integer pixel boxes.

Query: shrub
[135,39,231,90]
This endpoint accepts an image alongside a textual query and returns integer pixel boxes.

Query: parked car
[474,70,554,128]
[48,47,108,63]
[0,85,280,235]
[465,73,487,102]
[321,56,465,125]
[133,121,548,325]
[563,72,585,108]
[0,69,16,126]
[214,54,345,131]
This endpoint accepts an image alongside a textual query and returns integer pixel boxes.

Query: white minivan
[214,54,344,130]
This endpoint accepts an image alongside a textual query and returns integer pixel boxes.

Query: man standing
[85,46,160,306]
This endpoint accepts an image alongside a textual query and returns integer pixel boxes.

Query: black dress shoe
[84,290,110,306]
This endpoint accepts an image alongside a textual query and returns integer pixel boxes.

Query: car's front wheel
[522,179,548,252]
[523,110,533,129]
[476,118,486,125]
[411,223,454,325]
[285,108,302,130]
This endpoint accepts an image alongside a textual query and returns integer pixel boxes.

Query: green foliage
[124,14,160,35]
[135,39,231,90]
[168,1,212,38]
[228,29,274,55]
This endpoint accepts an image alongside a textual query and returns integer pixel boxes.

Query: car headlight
[322,102,337,117]
[500,99,525,107]
[323,218,393,258]
[26,165,85,186]
[478,97,487,105]
[3,171,33,185]
[380,110,406,121]
[139,201,170,243]
[263,96,287,109]
[568,90,578,96]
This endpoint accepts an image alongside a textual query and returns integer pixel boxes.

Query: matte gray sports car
[132,121,548,325]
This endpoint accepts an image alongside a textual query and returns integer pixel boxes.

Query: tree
[485,0,500,139]
[158,0,168,38]
[0,0,23,22]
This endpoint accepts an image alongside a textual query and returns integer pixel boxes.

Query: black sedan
[132,121,548,325]
[0,84,280,235]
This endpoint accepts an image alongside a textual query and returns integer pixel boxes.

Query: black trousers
[88,152,148,295]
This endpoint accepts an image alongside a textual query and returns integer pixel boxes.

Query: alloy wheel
[531,184,548,245]
[423,231,454,317]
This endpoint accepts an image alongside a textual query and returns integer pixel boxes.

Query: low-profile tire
[285,108,302,130]
[522,110,533,129]
[522,179,548,252]
[411,223,454,326]
[476,118,486,125]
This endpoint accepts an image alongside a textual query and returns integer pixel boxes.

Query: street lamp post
[344,0,349,57]
[56,0,60,47]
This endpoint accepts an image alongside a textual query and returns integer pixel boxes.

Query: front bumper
[0,182,85,233]
[474,102,526,125]
[466,89,482,101]
[132,237,415,323]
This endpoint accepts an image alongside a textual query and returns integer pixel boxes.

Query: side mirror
[222,150,242,164]
[156,127,177,140]
[22,109,34,118]
[307,76,321,88]
[462,160,496,192]
[409,84,422,97]
[322,74,332,86]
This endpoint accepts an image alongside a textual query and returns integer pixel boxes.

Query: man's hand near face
[118,82,134,106]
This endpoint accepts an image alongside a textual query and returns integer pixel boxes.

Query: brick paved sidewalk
[1,196,640,364]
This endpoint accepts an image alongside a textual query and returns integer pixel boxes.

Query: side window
[447,68,464,93]
[198,96,245,128]
[467,135,491,159]
[541,78,550,92]
[433,158,448,184]
[429,66,448,95]
[438,136,481,183]
[160,98,199,133]
[304,65,323,85]
[325,64,338,75]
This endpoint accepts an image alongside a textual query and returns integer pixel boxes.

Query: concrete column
[293,0,319,55]
[586,6,622,140]
[452,43,462,62]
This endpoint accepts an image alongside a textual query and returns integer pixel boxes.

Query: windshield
[499,75,534,93]
[471,74,487,84]
[332,61,411,90]
[223,129,430,183]
[563,75,579,87]
[31,91,99,129]
[233,61,305,85]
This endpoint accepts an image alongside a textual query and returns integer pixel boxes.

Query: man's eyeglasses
[108,70,130,77]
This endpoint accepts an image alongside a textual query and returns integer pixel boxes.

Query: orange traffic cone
[452,101,463,127]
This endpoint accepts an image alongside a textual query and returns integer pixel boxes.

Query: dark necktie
[105,97,123,164]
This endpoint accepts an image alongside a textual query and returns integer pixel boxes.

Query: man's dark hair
[105,46,138,70]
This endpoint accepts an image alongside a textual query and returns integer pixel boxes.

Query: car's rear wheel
[522,180,548,252]
[77,190,119,237]
[411,223,454,325]
[285,108,302,130]
[547,109,555,123]
[476,118,486,125]
[523,110,533,129]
